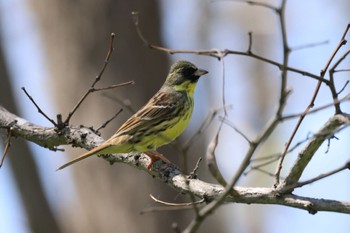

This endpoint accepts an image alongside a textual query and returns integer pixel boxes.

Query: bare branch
[337,81,349,95]
[275,24,350,186]
[329,48,350,112]
[149,194,205,207]
[206,125,228,187]
[1,107,350,219]
[290,161,350,190]
[278,114,350,193]
[182,106,230,153]
[334,69,350,73]
[206,55,231,188]
[220,117,251,144]
[247,31,253,53]
[132,12,327,84]
[291,40,329,51]
[93,81,135,92]
[0,106,104,150]
[21,87,57,127]
[95,108,123,132]
[213,0,278,12]
[282,93,350,120]
[188,157,202,180]
[64,33,119,125]
[245,136,310,176]
[179,106,229,173]
[0,127,13,167]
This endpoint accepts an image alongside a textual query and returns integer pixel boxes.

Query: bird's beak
[194,68,208,77]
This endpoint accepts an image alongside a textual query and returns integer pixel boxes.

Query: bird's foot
[144,151,176,169]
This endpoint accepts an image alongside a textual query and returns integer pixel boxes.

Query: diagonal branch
[275,23,350,186]
[64,33,120,125]
[278,113,350,193]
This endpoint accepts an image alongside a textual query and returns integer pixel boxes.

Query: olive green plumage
[57,60,208,170]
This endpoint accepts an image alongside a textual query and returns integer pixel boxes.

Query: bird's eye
[182,67,197,76]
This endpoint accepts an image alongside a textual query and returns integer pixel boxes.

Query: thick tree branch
[0,106,104,150]
[1,106,350,216]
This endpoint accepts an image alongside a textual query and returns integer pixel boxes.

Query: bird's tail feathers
[57,143,111,170]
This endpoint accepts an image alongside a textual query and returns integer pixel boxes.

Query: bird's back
[107,89,193,152]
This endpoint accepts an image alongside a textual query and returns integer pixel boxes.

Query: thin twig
[329,49,350,74]
[218,0,291,190]
[179,105,230,173]
[181,106,227,153]
[21,87,57,127]
[282,93,350,120]
[183,2,291,232]
[291,40,329,51]
[325,135,338,153]
[206,55,232,188]
[329,48,350,112]
[131,11,327,84]
[279,114,350,193]
[212,0,278,12]
[206,123,228,187]
[337,81,349,95]
[149,194,205,207]
[219,53,228,116]
[95,108,123,132]
[334,69,350,73]
[247,31,253,53]
[102,92,137,114]
[220,117,251,144]
[244,156,279,175]
[251,167,279,177]
[245,136,310,175]
[188,157,202,179]
[64,33,117,125]
[93,81,135,91]
[0,128,13,167]
[286,161,350,190]
[275,23,350,187]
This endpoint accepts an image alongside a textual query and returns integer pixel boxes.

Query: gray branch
[279,113,350,192]
[1,106,350,215]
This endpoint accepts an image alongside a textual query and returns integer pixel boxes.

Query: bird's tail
[57,143,111,170]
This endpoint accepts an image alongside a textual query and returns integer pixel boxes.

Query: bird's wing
[114,91,183,136]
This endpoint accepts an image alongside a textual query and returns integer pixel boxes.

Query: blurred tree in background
[1,1,350,233]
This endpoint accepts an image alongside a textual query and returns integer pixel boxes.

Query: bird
[57,60,208,170]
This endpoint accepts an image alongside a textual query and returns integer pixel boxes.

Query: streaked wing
[114,91,184,137]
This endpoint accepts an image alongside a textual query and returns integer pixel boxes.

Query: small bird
[57,61,208,170]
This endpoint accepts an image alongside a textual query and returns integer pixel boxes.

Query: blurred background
[0,0,349,232]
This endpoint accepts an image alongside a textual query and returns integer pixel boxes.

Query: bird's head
[164,61,208,93]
